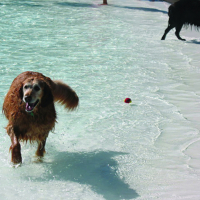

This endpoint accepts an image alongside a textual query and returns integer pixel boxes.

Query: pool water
[1,0,200,199]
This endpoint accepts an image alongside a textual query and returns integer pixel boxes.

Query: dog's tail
[51,80,79,111]
[168,4,177,24]
[168,4,176,17]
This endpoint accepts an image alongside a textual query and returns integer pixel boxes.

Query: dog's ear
[19,85,23,100]
[40,82,54,107]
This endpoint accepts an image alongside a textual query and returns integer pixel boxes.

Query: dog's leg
[36,139,46,157]
[9,128,22,164]
[175,24,185,41]
[161,24,175,40]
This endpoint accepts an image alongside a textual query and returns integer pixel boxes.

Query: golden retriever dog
[3,71,79,164]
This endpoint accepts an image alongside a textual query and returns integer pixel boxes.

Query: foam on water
[0,0,200,199]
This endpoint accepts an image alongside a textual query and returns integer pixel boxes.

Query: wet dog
[161,0,200,41]
[3,71,79,164]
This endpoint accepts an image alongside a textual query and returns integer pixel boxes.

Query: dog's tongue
[26,103,34,112]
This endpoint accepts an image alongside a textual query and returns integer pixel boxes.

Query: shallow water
[1,0,200,199]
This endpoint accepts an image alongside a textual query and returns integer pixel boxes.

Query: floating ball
[124,98,132,103]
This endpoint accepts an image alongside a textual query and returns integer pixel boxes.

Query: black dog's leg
[175,23,185,41]
[161,24,175,40]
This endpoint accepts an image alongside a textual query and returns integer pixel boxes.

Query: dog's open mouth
[25,100,39,112]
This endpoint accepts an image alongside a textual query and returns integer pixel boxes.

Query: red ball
[124,98,132,103]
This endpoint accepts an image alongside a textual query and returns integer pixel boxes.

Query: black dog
[161,0,200,41]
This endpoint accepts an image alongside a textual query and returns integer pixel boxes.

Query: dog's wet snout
[25,96,32,103]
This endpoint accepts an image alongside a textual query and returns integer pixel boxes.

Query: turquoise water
[1,0,200,199]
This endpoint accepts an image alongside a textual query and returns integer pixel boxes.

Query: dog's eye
[34,85,40,91]
[24,85,29,90]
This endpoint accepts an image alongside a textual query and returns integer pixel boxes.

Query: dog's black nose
[25,96,32,103]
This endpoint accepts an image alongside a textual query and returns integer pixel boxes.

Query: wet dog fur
[3,71,79,164]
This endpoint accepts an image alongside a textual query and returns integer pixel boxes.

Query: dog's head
[22,78,53,113]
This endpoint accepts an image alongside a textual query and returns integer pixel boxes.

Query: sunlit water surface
[1,0,200,199]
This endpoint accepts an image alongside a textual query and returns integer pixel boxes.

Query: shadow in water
[28,151,139,200]
[0,2,43,7]
[55,1,167,14]
[56,2,95,8]
[112,5,168,14]
[187,39,200,45]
